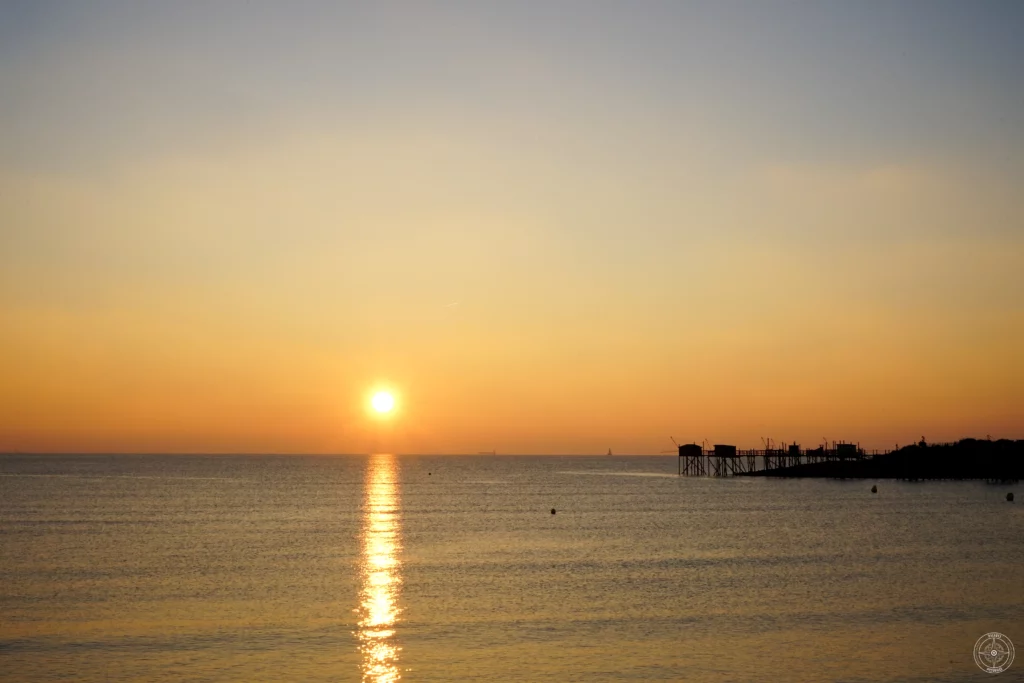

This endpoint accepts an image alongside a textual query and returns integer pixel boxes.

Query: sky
[1,0,1022,454]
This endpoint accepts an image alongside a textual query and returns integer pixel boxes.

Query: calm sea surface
[1,454,1021,682]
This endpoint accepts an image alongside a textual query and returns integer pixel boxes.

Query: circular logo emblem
[974,632,1014,674]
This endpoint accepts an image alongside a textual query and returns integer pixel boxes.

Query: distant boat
[607,448,613,456]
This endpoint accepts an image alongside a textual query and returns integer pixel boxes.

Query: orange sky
[1,4,1022,453]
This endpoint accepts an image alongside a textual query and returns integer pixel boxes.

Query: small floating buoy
[550,508,556,515]
[871,485,877,494]
[1008,492,1014,502]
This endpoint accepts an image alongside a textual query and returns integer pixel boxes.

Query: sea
[1,453,1021,682]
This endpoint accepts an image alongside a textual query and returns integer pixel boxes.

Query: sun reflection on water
[357,454,402,683]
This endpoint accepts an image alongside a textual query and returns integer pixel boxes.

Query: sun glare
[372,391,395,414]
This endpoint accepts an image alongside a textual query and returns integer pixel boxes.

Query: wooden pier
[678,441,884,477]
[676,438,1022,481]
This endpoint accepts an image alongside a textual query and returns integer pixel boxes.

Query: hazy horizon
[2,1,1023,454]
[1,434,1017,457]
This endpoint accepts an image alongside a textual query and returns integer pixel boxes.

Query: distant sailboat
[607,448,613,456]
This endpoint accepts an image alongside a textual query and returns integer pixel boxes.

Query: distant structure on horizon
[673,437,1022,481]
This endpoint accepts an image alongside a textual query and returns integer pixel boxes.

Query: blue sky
[2,1,1022,171]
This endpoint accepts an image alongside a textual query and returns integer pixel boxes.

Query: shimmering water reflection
[357,454,402,683]
[1,455,1021,683]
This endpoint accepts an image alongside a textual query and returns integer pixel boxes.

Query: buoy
[871,485,877,494]
[1008,492,1014,502]
[550,508,556,515]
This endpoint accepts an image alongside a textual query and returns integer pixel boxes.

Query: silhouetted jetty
[676,438,1022,481]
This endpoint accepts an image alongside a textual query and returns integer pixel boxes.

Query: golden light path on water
[357,454,402,683]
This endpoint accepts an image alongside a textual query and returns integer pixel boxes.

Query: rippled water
[1,454,1021,682]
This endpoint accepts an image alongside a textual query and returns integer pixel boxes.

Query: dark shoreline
[740,438,1023,480]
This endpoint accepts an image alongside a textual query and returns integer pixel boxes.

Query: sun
[371,391,395,414]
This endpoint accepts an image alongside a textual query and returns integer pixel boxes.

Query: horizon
[2,2,1023,454]
[3,434,1020,458]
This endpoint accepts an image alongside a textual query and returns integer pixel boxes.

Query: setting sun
[371,391,395,414]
